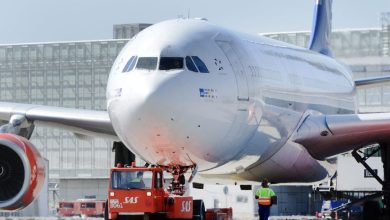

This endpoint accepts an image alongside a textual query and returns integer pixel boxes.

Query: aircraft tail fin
[308,0,333,57]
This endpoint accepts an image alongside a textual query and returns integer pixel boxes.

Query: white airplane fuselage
[106,19,356,183]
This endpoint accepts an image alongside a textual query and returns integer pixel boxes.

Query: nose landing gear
[163,164,197,196]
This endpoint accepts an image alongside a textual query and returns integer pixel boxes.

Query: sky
[0,0,389,44]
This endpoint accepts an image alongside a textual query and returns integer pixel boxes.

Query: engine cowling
[0,133,45,210]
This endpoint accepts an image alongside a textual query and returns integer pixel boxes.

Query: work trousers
[258,204,271,220]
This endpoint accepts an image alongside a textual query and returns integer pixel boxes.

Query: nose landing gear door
[215,37,250,102]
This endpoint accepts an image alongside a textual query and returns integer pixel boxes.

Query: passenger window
[136,57,157,70]
[186,56,198,72]
[192,56,209,73]
[122,56,137,72]
[159,57,184,70]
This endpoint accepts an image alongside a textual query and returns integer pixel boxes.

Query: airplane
[0,0,390,216]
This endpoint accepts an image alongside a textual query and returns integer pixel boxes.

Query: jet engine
[0,133,45,210]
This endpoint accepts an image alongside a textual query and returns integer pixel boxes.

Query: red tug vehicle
[105,163,232,220]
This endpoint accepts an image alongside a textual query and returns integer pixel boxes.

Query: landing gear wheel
[193,199,205,220]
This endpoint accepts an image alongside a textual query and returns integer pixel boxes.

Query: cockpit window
[159,57,184,70]
[192,56,209,73]
[136,57,158,70]
[122,56,137,72]
[185,56,198,72]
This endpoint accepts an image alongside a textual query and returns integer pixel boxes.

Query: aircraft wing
[0,102,118,140]
[355,75,390,88]
[292,113,390,159]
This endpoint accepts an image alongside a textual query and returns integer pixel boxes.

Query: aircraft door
[216,40,250,101]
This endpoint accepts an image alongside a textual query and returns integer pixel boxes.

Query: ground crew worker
[255,178,276,220]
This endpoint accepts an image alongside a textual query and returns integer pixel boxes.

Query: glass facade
[262,29,384,58]
[0,40,128,178]
[382,12,390,56]
[113,23,151,39]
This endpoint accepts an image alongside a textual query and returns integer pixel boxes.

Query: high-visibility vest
[258,188,272,205]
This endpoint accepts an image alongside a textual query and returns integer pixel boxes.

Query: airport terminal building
[0,13,389,216]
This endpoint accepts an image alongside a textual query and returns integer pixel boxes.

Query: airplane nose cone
[109,72,177,138]
[108,72,197,165]
[108,71,238,169]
